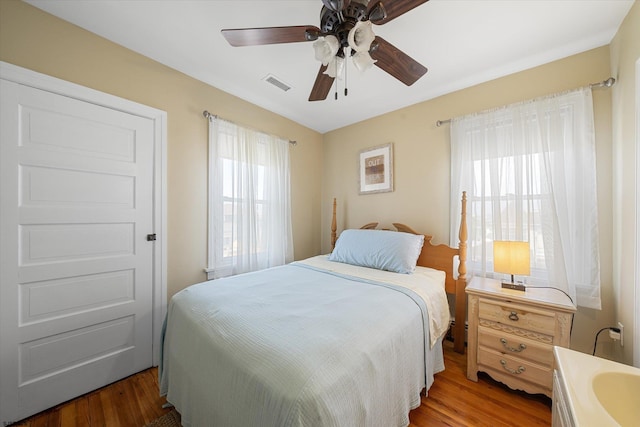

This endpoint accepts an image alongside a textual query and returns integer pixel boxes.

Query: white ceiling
[25,0,634,133]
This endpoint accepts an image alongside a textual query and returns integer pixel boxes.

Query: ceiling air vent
[263,74,292,92]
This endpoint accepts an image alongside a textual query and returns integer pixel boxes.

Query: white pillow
[328,229,425,274]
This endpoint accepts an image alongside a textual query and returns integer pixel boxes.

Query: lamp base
[501,282,526,291]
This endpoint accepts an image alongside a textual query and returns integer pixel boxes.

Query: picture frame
[358,143,393,195]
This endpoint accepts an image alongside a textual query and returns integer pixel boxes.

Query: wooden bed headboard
[330,192,468,354]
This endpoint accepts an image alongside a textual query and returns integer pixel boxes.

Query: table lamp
[493,240,530,291]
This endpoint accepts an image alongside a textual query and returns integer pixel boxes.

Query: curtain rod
[435,76,616,127]
[203,110,297,146]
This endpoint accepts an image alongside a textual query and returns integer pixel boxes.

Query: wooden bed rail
[455,191,467,354]
[331,198,337,250]
[329,192,468,354]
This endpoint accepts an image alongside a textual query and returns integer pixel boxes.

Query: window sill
[204,265,234,280]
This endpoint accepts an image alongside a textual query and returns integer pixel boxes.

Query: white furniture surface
[553,346,640,427]
[466,276,576,397]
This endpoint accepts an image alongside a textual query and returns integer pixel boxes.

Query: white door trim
[0,61,168,367]
[635,58,640,368]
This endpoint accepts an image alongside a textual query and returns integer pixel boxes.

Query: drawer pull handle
[500,338,526,352]
[508,311,519,321]
[500,359,526,375]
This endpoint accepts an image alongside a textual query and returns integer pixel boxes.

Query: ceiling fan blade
[369,36,427,86]
[222,26,321,47]
[368,0,430,25]
[309,65,335,101]
[322,0,351,12]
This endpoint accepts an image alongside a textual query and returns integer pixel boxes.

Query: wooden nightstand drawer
[478,347,553,391]
[479,299,556,336]
[478,326,554,367]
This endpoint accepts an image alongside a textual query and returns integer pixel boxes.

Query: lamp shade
[493,241,530,276]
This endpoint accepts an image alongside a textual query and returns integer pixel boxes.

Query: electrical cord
[524,285,576,337]
[524,285,574,305]
[592,326,621,356]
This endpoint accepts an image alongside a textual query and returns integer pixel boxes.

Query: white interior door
[0,78,156,423]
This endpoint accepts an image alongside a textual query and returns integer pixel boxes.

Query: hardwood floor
[11,369,172,427]
[409,341,551,426]
[14,340,551,426]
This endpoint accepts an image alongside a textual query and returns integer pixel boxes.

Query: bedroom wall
[3,0,632,362]
[0,0,324,299]
[609,0,640,366]
[321,47,616,357]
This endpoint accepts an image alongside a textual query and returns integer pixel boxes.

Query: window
[207,117,293,279]
[467,152,550,279]
[450,88,601,308]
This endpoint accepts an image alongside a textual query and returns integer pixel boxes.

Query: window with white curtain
[450,87,601,309]
[206,117,293,279]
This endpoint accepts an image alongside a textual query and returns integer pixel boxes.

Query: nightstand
[466,276,576,398]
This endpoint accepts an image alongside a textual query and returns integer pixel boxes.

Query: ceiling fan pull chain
[334,57,339,100]
[344,57,348,97]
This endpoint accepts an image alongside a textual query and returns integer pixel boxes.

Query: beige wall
[610,0,640,366]
[2,0,636,362]
[322,47,616,356]
[0,0,324,299]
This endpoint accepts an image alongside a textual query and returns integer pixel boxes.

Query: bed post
[454,191,468,354]
[331,198,337,251]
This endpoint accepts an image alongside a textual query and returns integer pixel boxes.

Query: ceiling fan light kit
[221,0,430,101]
[314,21,376,78]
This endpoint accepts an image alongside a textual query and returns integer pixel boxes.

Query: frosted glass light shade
[323,56,345,79]
[348,20,375,52]
[352,51,376,72]
[313,35,340,66]
[493,241,530,277]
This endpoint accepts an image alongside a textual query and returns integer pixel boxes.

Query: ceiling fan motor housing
[320,1,369,53]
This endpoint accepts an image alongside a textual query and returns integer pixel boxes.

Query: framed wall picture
[358,143,393,195]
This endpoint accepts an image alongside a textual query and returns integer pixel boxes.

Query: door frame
[0,61,168,366]
[635,58,640,368]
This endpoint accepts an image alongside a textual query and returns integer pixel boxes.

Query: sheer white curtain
[450,87,601,309]
[207,117,293,279]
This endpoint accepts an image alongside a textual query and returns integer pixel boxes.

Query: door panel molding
[0,61,167,423]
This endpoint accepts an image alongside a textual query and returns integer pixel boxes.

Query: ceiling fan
[221,0,430,101]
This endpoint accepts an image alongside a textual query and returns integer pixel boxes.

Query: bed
[159,192,468,427]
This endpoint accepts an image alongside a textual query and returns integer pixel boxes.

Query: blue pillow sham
[328,229,425,274]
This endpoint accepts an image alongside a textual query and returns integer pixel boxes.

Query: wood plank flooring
[10,368,172,427]
[13,340,551,426]
[409,341,551,426]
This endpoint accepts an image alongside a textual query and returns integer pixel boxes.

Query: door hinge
[146,233,157,241]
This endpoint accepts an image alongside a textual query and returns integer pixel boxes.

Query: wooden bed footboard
[330,192,468,354]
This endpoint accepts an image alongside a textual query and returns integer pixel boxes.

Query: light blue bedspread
[159,261,445,427]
